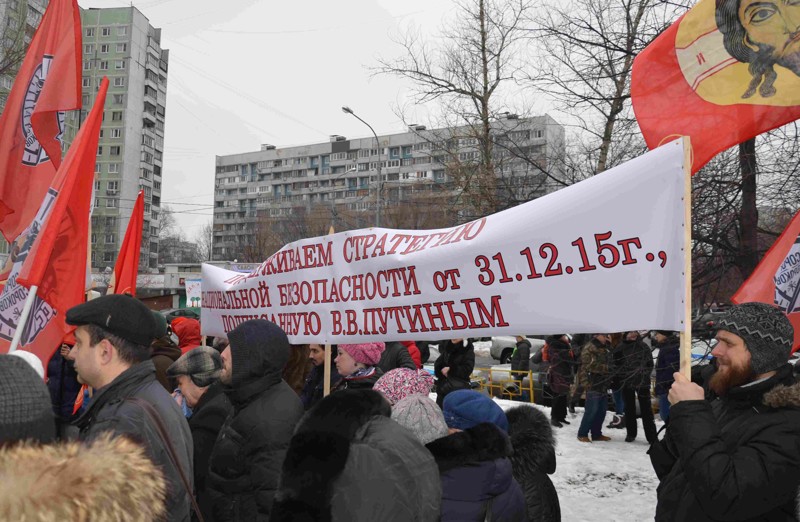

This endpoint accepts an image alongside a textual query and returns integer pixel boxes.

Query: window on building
[94,181,101,191]
[144,85,156,98]
[109,163,120,173]
[141,151,153,163]
[106,198,117,208]
[107,181,118,192]
[118,27,127,36]
[100,44,109,53]
[111,111,122,121]
[84,44,94,54]
[82,77,90,88]
[91,234,96,244]
[110,128,122,138]
[103,252,114,263]
[99,61,108,70]
[105,234,115,244]
[82,94,90,106]
[95,163,101,174]
[112,94,124,105]
[113,77,125,87]
[115,60,126,70]
[116,43,127,53]
[83,61,91,71]
[85,28,95,37]
[110,146,121,156]
[97,146,102,156]
[101,27,111,36]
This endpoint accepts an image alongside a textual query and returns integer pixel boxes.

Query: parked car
[692,305,730,339]
[160,307,200,324]
[490,335,547,364]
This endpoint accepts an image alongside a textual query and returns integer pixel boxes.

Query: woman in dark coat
[271,389,441,521]
[547,335,574,426]
[434,338,475,407]
[506,406,561,522]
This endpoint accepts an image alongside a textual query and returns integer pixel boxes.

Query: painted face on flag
[716,0,800,98]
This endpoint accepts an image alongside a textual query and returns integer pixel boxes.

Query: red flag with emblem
[732,210,800,353]
[0,0,81,242]
[110,190,144,296]
[7,78,108,363]
[631,0,800,173]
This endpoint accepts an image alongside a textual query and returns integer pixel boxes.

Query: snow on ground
[493,398,664,522]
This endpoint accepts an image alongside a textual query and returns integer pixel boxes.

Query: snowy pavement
[494,398,663,521]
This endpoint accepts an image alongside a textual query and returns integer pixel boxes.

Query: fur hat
[338,342,385,366]
[167,346,223,387]
[391,394,449,445]
[716,302,794,374]
[373,368,434,405]
[442,390,508,433]
[0,354,54,444]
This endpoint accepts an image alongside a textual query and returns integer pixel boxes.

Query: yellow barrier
[471,367,535,403]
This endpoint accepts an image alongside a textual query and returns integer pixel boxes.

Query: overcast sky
[78,0,466,236]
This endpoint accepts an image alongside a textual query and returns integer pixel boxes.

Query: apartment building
[212,115,564,261]
[0,0,48,113]
[65,6,168,271]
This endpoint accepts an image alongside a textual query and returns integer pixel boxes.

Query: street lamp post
[342,106,382,228]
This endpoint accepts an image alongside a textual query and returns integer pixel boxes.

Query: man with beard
[650,302,800,521]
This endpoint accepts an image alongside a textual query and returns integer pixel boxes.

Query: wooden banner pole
[323,224,336,396]
[680,137,693,379]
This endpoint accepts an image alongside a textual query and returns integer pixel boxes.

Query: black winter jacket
[546,337,575,395]
[206,338,304,521]
[434,339,475,405]
[654,336,680,395]
[378,341,417,373]
[426,423,528,521]
[299,363,342,410]
[75,361,193,522]
[650,363,800,521]
[618,338,654,390]
[189,382,232,522]
[511,339,532,378]
[506,406,561,522]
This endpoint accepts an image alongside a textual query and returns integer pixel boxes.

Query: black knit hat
[716,302,794,374]
[66,294,158,347]
[227,319,290,386]
[0,354,55,444]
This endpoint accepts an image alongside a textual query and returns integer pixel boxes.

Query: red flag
[110,191,144,296]
[0,0,81,242]
[732,210,800,353]
[631,0,800,173]
[11,78,108,359]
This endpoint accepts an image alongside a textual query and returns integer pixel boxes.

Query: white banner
[202,139,687,343]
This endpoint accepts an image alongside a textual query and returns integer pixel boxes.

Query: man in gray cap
[65,294,194,521]
[651,302,800,520]
[168,346,232,521]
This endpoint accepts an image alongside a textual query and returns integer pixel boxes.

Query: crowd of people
[1,295,799,521]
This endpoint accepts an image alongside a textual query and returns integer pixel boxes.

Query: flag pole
[8,285,38,352]
[680,137,693,379]
[323,224,335,397]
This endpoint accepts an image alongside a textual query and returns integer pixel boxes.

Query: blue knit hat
[442,390,508,433]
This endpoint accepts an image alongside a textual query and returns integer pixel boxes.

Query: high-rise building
[212,115,565,261]
[65,6,168,272]
[0,0,48,113]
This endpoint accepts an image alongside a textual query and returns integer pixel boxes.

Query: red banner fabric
[111,191,144,296]
[0,0,81,241]
[733,210,800,353]
[631,0,800,173]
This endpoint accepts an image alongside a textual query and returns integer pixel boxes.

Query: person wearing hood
[332,342,385,392]
[0,434,167,520]
[426,389,528,521]
[172,317,203,354]
[206,319,304,521]
[506,406,561,521]
[271,389,441,521]
[377,341,417,373]
[151,311,182,392]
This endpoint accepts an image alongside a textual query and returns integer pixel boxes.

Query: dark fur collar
[425,422,512,473]
[505,406,557,475]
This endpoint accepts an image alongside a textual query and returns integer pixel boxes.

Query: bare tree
[376,0,535,216]
[194,222,214,262]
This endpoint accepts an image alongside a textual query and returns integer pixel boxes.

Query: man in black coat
[207,319,304,521]
[618,331,657,443]
[377,341,416,373]
[434,338,475,408]
[650,303,800,521]
[67,294,194,521]
[168,346,233,522]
